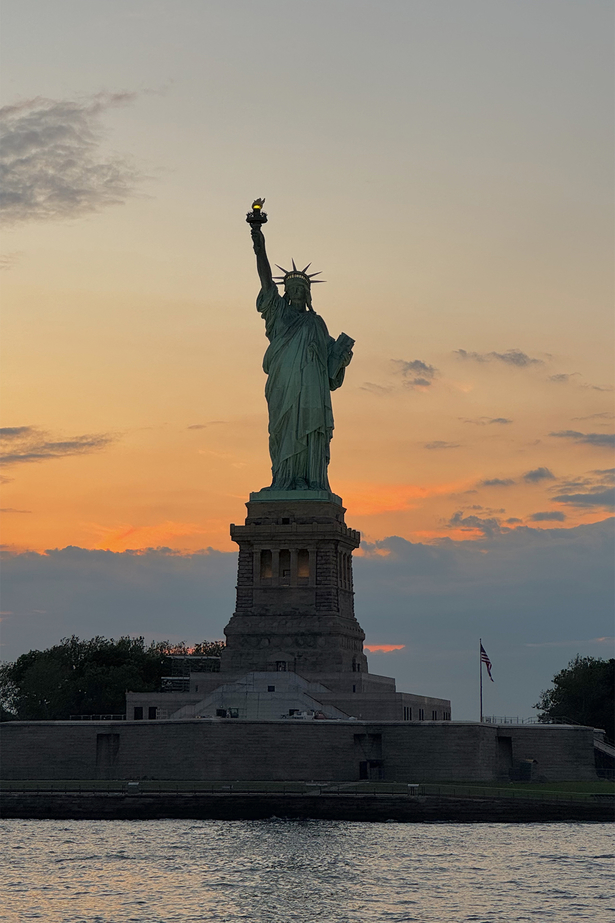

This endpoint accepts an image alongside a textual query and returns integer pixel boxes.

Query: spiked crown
[273,259,325,287]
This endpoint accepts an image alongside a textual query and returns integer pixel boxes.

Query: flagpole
[479,637,483,723]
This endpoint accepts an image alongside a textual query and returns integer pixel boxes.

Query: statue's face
[285,278,309,308]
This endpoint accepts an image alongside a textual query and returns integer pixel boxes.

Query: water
[1,820,613,923]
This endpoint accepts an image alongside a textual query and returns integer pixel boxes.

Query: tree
[535,655,614,739]
[0,635,225,720]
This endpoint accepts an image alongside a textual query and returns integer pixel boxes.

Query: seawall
[1,788,611,823]
[0,719,597,783]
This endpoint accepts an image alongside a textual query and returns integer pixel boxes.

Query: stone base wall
[0,721,597,783]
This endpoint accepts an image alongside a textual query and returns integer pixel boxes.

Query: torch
[246,198,268,229]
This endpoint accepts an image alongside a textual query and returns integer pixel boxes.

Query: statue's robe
[257,285,348,490]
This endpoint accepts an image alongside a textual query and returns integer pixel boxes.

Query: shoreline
[2,790,612,823]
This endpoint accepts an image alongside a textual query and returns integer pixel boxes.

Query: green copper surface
[250,219,354,493]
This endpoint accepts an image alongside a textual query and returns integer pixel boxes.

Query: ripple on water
[0,820,613,923]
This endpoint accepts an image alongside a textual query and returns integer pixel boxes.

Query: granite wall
[0,720,597,782]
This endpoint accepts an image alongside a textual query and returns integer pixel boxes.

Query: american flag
[480,643,494,682]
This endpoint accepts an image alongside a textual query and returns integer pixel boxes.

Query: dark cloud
[550,430,615,449]
[2,520,613,719]
[505,517,522,524]
[463,417,513,426]
[0,426,115,467]
[548,373,579,383]
[447,511,503,537]
[393,359,438,389]
[424,441,461,450]
[0,92,141,226]
[523,467,555,482]
[550,468,614,509]
[530,511,567,522]
[554,490,615,509]
[187,421,227,429]
[360,383,393,395]
[455,348,542,367]
[479,478,516,487]
[0,508,32,514]
[572,412,614,422]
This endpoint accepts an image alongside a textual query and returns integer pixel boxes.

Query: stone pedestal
[220,495,368,675]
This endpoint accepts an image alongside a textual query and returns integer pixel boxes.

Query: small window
[279,549,291,584]
[352,685,357,693]
[403,706,411,721]
[216,708,227,717]
[148,706,157,720]
[297,549,310,578]
[268,685,275,692]
[275,661,286,672]
[260,549,272,579]
[229,708,239,718]
[281,517,290,524]
[133,706,143,720]
[432,710,438,720]
[418,708,425,721]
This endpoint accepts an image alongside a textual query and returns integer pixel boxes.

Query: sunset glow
[1,1,612,720]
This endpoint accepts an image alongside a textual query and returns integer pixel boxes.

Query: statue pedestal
[221,495,367,676]
[250,487,343,505]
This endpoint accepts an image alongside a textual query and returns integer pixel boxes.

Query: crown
[273,259,325,286]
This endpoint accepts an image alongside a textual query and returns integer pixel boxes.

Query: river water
[1,820,613,923]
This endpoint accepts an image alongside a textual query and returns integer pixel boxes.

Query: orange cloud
[364,644,406,653]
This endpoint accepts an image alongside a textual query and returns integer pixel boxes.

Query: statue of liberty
[248,201,354,493]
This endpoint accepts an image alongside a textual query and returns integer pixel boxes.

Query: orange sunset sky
[1,0,613,718]
[1,0,613,554]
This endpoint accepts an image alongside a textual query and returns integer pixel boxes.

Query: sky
[1,0,613,720]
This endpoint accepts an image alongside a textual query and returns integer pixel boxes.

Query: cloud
[479,478,516,487]
[463,417,513,426]
[549,468,615,509]
[0,427,34,439]
[0,425,115,467]
[0,508,32,514]
[550,430,615,449]
[530,511,567,522]
[393,358,438,389]
[455,348,542,367]
[424,441,460,450]
[360,382,393,395]
[2,520,613,719]
[572,412,614,422]
[447,511,504,537]
[523,467,555,482]
[548,373,579,383]
[187,421,227,429]
[554,490,615,509]
[364,644,405,653]
[0,92,141,226]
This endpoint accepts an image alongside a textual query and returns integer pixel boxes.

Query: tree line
[1,639,612,735]
[0,635,224,721]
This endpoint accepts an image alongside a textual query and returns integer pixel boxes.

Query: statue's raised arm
[246,199,354,496]
[247,199,274,292]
